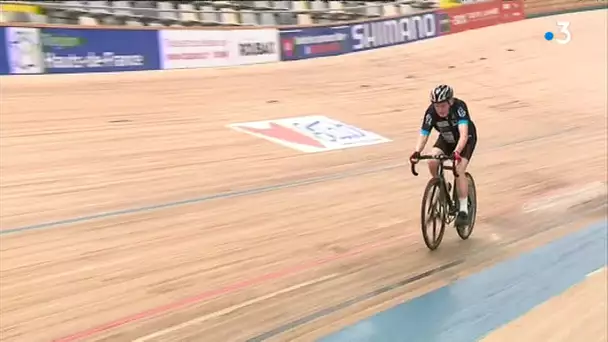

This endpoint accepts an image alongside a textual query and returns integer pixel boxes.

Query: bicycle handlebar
[410,154,459,178]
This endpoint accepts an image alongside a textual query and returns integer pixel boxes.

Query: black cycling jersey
[420,98,477,144]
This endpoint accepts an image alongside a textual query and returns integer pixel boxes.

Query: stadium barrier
[0,0,602,76]
[523,0,607,18]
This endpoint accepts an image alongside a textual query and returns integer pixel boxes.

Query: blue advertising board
[0,28,8,75]
[350,12,439,53]
[40,28,160,74]
[279,26,352,61]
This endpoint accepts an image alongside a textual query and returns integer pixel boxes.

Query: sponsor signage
[5,27,44,74]
[279,26,351,61]
[40,28,160,74]
[159,30,231,69]
[439,0,524,35]
[159,29,279,69]
[438,0,503,35]
[231,29,279,65]
[500,0,524,23]
[228,115,392,153]
[350,13,439,52]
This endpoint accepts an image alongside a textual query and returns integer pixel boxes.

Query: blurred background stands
[0,0,440,27]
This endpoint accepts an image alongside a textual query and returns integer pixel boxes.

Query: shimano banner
[279,26,351,61]
[350,12,439,52]
[40,28,160,74]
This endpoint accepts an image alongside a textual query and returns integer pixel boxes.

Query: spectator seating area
[0,0,439,27]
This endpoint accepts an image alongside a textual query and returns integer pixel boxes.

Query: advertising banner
[159,30,231,69]
[228,115,392,153]
[438,0,502,35]
[231,29,279,66]
[279,25,351,61]
[350,12,439,53]
[4,26,44,75]
[500,0,525,23]
[40,28,160,74]
[0,28,10,75]
[438,0,524,35]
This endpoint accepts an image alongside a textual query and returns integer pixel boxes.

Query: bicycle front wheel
[421,178,446,250]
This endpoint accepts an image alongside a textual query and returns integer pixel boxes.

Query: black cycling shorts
[433,135,477,161]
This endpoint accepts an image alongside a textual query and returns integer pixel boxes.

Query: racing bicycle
[410,154,477,250]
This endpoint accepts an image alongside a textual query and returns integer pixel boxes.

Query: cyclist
[409,84,477,227]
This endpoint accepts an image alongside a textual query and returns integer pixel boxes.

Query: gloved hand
[410,151,421,163]
[452,151,462,163]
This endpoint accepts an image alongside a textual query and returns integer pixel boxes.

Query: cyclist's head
[430,84,454,117]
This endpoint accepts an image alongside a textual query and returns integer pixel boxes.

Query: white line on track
[133,273,339,342]
[586,267,606,278]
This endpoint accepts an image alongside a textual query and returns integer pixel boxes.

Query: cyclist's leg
[455,136,477,219]
[429,136,450,177]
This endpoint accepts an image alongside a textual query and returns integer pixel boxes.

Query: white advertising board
[159,29,279,70]
[159,30,231,69]
[228,115,392,153]
[6,27,44,74]
[231,29,279,66]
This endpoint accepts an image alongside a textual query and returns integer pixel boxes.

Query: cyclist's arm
[454,105,470,154]
[455,123,468,154]
[415,133,430,153]
[416,113,433,152]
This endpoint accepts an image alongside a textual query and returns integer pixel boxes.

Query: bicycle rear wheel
[421,178,446,250]
[456,172,477,240]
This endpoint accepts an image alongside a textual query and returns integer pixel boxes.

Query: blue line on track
[0,162,405,236]
[313,220,607,342]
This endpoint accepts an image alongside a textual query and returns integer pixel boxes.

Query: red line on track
[53,238,402,341]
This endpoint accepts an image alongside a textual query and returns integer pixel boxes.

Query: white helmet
[430,84,454,103]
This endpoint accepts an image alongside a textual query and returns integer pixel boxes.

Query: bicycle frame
[437,163,460,219]
[411,154,477,248]
[411,155,460,218]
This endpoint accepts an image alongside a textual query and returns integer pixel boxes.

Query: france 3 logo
[544,22,572,44]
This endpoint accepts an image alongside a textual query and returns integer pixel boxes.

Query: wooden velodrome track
[1,10,607,342]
